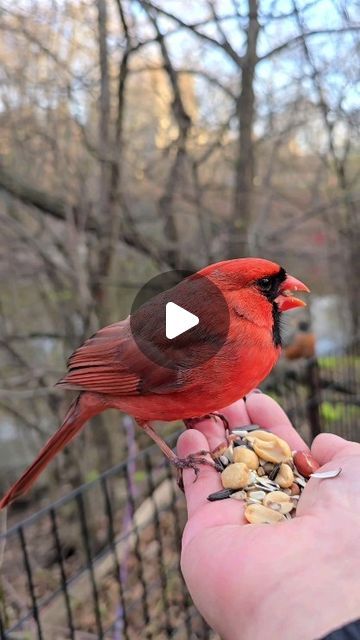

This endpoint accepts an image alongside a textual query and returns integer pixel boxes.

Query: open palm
[177,393,360,640]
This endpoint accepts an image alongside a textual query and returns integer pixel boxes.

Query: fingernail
[244,388,262,401]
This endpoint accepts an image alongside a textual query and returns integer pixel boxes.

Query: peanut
[233,447,259,469]
[246,430,292,464]
[275,463,294,489]
[244,503,286,524]
[294,451,320,477]
[221,463,250,489]
[263,490,294,514]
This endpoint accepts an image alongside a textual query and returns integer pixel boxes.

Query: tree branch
[0,162,69,222]
[259,26,360,61]
[138,0,244,66]
[0,161,196,270]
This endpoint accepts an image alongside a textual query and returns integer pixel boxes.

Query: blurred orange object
[284,322,315,360]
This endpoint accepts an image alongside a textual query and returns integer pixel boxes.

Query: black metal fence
[0,351,358,639]
[262,346,359,445]
[0,433,215,639]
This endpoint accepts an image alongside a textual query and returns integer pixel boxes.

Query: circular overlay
[130,270,230,370]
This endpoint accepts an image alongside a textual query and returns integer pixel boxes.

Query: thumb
[311,433,360,466]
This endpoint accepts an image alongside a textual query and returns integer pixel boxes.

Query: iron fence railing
[0,433,214,639]
[263,351,359,444]
[0,351,358,639]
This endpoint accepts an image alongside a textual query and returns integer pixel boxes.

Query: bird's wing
[57,319,183,396]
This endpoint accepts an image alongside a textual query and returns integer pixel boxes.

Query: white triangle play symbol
[165,302,199,339]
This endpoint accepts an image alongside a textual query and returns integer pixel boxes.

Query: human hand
[177,392,360,640]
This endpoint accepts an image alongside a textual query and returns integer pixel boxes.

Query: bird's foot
[184,413,234,466]
[171,452,222,491]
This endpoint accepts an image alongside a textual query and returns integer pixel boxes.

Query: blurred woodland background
[0,0,359,508]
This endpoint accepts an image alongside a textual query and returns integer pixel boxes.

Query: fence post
[306,357,322,440]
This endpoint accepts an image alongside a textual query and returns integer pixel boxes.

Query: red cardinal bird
[0,258,309,508]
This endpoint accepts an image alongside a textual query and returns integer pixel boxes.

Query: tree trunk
[91,0,120,469]
[228,0,259,259]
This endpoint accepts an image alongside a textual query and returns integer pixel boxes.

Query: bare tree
[0,0,358,501]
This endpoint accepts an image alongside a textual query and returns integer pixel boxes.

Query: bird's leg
[138,421,220,490]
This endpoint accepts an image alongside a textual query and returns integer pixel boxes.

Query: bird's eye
[258,277,273,292]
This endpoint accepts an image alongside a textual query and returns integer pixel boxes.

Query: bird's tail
[0,393,102,509]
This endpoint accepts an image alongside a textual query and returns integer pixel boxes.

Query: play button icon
[130,269,230,370]
[165,302,199,339]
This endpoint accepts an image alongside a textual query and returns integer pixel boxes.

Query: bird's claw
[172,452,219,491]
[184,412,230,433]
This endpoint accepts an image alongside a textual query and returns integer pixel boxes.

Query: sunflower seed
[253,482,279,493]
[212,424,317,523]
[294,476,307,488]
[310,467,342,479]
[268,463,281,481]
[207,488,234,501]
[223,444,234,462]
[231,425,261,435]
[248,490,266,501]
[230,490,247,501]
[248,470,258,484]
[256,477,280,489]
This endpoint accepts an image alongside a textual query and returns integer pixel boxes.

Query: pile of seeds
[208,426,320,524]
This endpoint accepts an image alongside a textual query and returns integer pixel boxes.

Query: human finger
[244,391,309,452]
[193,399,251,452]
[311,433,360,466]
[177,428,222,517]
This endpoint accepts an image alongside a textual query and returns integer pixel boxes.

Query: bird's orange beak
[275,274,310,311]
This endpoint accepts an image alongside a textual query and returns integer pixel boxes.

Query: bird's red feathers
[1,258,309,508]
[58,320,182,396]
[59,321,142,395]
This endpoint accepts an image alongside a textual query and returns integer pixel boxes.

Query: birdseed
[207,426,341,524]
